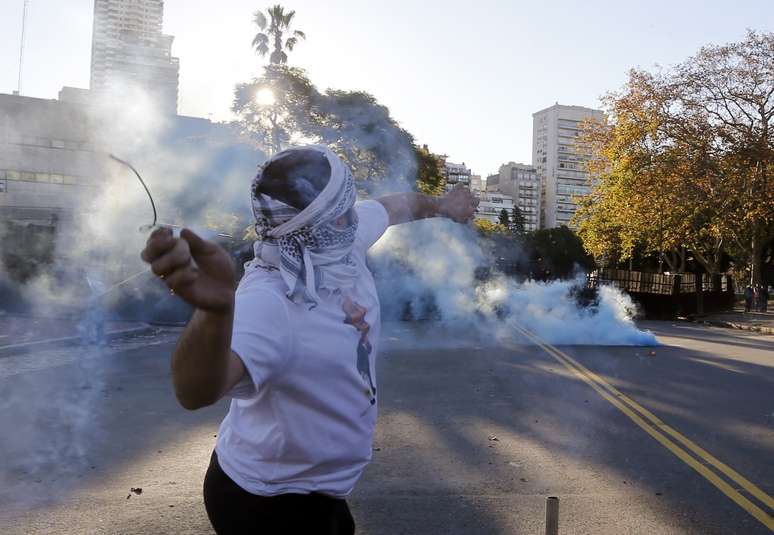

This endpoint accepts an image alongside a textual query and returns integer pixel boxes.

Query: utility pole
[17,0,30,95]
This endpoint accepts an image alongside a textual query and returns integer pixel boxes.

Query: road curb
[0,324,157,358]
[690,318,774,335]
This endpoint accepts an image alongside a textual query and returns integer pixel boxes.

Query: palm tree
[252,5,306,65]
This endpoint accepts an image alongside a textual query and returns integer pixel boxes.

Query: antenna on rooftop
[17,0,30,95]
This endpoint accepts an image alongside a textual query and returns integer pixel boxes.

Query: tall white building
[90,0,179,113]
[532,104,604,228]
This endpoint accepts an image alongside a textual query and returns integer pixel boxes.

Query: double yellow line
[511,324,774,531]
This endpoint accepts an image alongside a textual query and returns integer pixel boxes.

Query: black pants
[203,451,356,535]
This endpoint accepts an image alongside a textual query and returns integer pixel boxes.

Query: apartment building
[91,0,179,113]
[532,104,604,228]
[475,192,514,225]
[444,161,472,192]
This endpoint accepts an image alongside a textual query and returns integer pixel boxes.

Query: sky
[1,0,772,176]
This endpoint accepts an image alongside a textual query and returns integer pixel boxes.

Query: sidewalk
[692,302,774,335]
[0,313,155,356]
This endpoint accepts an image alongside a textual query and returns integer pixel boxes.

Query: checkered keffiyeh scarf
[248,145,359,305]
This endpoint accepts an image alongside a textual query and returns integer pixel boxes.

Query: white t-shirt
[215,199,390,498]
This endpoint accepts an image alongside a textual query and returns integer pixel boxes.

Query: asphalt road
[0,321,771,534]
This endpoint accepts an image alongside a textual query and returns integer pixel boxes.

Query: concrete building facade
[0,93,104,227]
[475,192,514,225]
[494,162,540,232]
[485,173,500,193]
[0,92,260,228]
[444,161,472,192]
[532,104,604,228]
[90,0,179,113]
[469,174,483,196]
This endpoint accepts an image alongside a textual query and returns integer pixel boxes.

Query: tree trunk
[750,231,764,286]
[663,251,678,273]
[696,272,704,315]
[272,32,283,64]
[691,248,718,275]
[269,112,280,155]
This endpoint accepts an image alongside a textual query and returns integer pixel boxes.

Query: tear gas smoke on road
[369,218,657,347]
[0,81,654,509]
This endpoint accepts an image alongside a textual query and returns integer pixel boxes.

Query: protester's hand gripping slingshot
[140,145,478,535]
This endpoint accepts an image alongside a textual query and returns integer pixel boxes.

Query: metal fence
[587,269,674,295]
[587,269,731,296]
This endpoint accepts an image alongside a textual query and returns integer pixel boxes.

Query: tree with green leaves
[413,145,446,196]
[233,65,442,193]
[510,206,526,234]
[526,227,596,280]
[311,89,417,190]
[252,5,306,65]
[232,65,317,154]
[498,208,510,227]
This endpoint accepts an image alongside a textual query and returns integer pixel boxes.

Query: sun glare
[254,88,276,106]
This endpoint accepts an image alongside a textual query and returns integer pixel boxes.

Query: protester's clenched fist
[440,185,479,223]
[141,227,235,314]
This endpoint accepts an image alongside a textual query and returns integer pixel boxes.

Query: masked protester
[141,146,478,535]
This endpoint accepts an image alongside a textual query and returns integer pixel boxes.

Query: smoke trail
[370,218,657,346]
[0,81,265,506]
[1,79,265,320]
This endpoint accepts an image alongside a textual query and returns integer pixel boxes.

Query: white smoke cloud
[2,79,265,319]
[0,82,265,502]
[370,218,657,347]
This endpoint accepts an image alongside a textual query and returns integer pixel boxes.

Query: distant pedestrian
[761,285,770,312]
[744,285,754,312]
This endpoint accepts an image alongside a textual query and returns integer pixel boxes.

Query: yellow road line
[510,324,774,531]
[550,342,774,511]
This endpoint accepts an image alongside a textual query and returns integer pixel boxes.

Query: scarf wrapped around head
[248,145,359,305]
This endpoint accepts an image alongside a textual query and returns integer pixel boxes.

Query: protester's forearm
[377,192,444,225]
[171,307,234,410]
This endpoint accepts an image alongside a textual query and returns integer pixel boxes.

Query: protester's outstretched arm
[141,228,245,410]
[377,185,478,226]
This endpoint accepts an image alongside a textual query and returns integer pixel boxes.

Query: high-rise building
[90,0,179,113]
[532,104,604,228]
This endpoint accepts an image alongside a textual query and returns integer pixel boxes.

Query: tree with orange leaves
[576,31,774,284]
